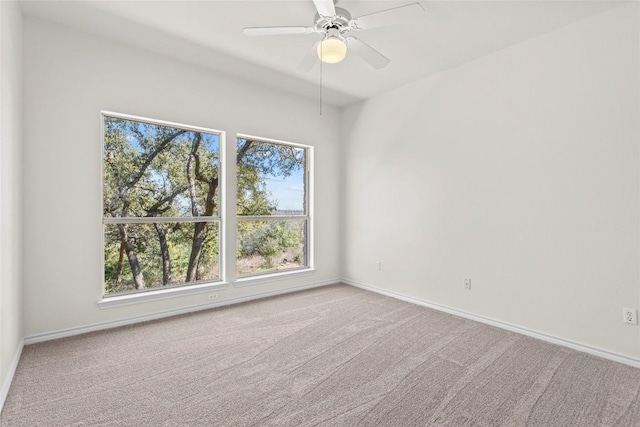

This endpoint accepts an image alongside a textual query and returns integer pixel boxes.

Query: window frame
[235,133,314,281]
[100,111,227,300]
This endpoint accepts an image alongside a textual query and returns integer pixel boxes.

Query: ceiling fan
[243,0,425,71]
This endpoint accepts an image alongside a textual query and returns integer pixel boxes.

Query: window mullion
[237,215,309,222]
[103,216,220,224]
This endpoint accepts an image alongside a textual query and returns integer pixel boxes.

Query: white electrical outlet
[376,261,381,271]
[464,278,471,290]
[623,308,637,325]
[208,293,218,300]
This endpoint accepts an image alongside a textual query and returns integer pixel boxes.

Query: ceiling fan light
[317,37,347,64]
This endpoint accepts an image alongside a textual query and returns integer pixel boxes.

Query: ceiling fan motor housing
[314,7,352,36]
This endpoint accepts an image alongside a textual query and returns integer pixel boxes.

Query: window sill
[97,281,230,309]
[234,268,316,288]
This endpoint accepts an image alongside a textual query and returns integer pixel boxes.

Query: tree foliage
[235,139,306,275]
[103,119,306,294]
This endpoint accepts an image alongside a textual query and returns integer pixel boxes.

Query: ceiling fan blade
[313,0,336,17]
[297,41,321,73]
[346,37,390,69]
[350,3,425,30]
[243,26,315,36]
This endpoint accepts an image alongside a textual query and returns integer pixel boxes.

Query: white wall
[22,17,341,337]
[342,3,640,359]
[0,0,24,397]
[19,1,640,362]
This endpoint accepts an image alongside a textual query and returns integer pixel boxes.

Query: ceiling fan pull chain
[320,47,323,116]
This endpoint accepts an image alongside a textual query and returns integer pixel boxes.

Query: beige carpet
[1,284,639,426]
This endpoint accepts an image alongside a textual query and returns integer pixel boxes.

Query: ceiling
[20,0,623,106]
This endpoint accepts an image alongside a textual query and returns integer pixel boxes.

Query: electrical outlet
[623,308,637,325]
[375,261,381,271]
[464,278,471,290]
[208,293,218,301]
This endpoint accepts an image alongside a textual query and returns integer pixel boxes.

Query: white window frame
[235,133,314,285]
[99,111,227,306]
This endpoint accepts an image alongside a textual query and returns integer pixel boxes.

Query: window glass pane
[237,219,307,277]
[236,138,306,215]
[104,222,219,295]
[104,116,220,219]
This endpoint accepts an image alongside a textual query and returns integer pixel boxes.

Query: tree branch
[186,133,202,216]
[145,185,188,216]
[121,129,187,196]
[236,139,254,164]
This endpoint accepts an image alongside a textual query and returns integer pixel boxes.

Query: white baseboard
[1,339,24,413]
[343,278,640,369]
[25,279,338,345]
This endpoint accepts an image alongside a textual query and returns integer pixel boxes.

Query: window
[102,113,222,296]
[102,113,313,299]
[236,136,311,277]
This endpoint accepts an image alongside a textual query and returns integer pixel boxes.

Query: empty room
[1,0,639,425]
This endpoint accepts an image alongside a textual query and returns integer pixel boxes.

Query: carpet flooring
[1,284,639,426]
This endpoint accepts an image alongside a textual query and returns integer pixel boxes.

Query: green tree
[104,117,213,291]
[236,139,306,273]
[104,121,305,294]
